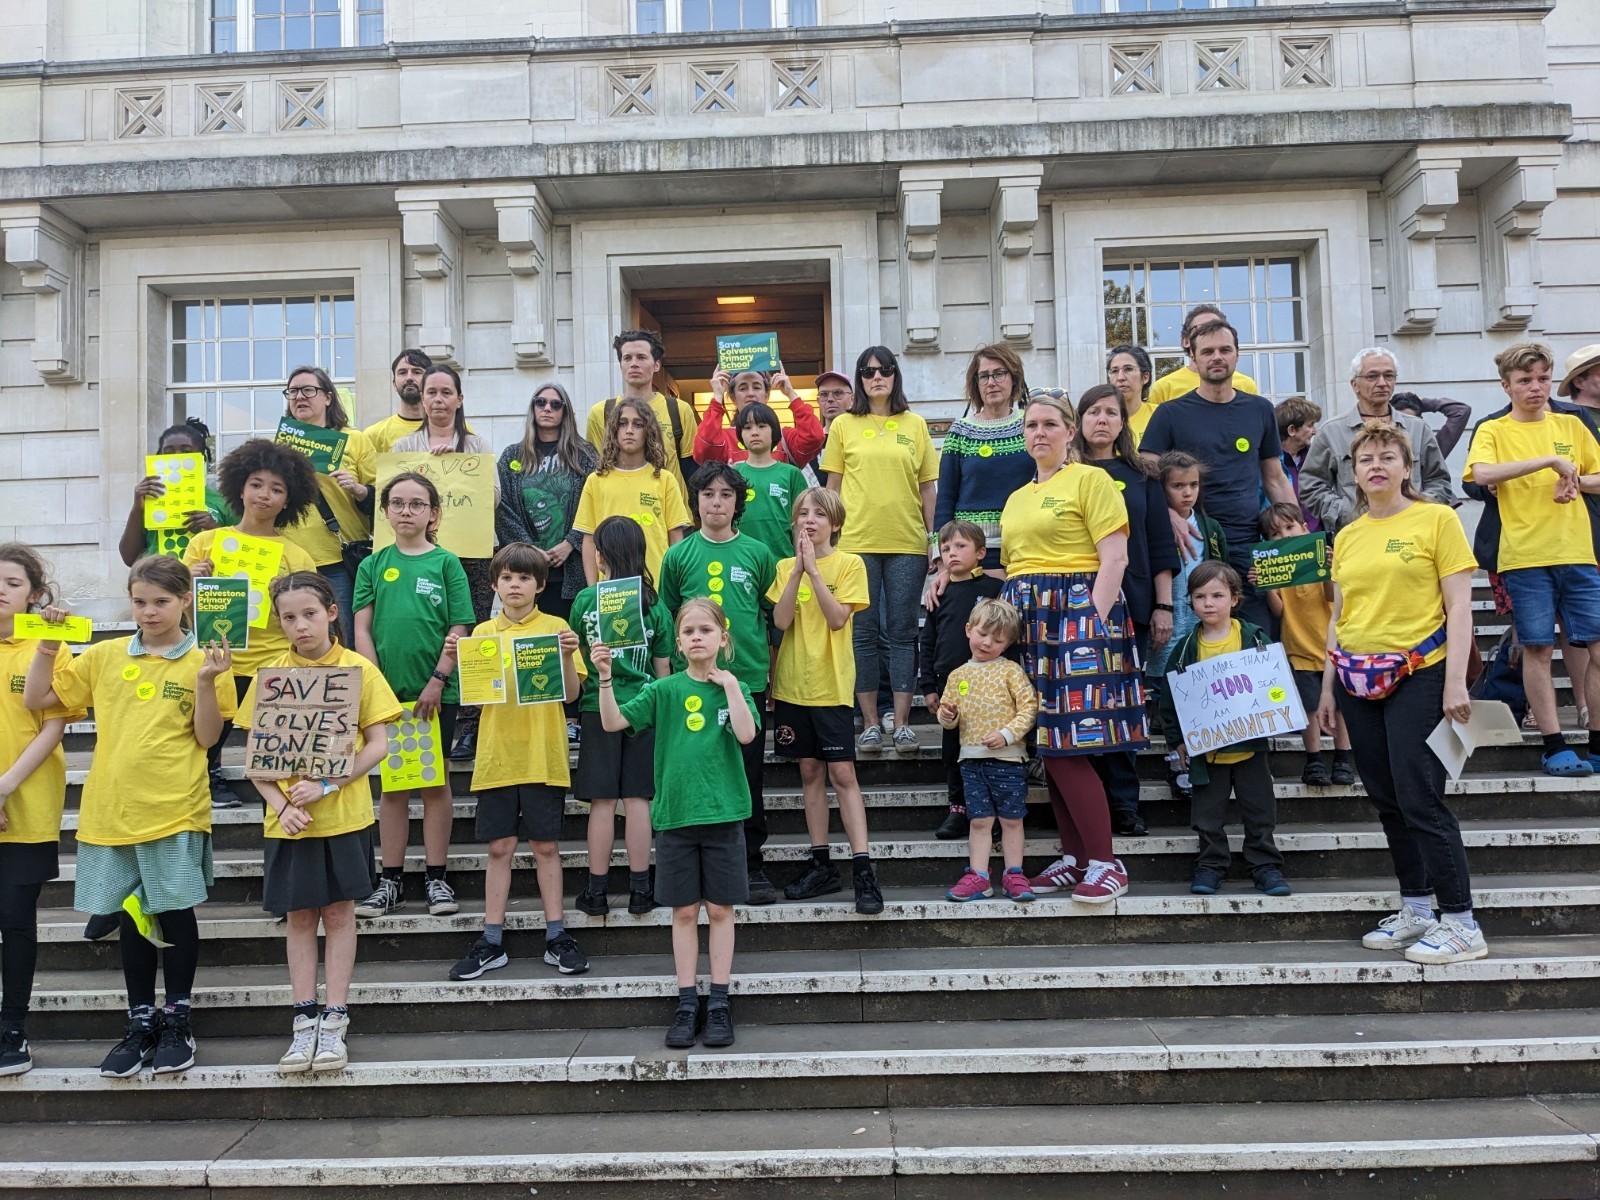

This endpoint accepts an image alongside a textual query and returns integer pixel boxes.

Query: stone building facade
[0,0,1596,597]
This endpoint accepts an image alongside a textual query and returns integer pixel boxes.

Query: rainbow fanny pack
[1329,626,1448,700]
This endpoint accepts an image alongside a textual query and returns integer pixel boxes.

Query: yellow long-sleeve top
[936,657,1037,763]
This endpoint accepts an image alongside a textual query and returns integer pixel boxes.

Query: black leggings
[0,882,43,1027]
[119,907,200,1009]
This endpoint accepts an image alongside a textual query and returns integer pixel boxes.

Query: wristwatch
[430,670,451,685]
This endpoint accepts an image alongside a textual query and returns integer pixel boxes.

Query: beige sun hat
[1558,343,1600,397]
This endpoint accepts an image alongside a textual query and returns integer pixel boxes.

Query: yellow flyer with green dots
[456,635,506,706]
[379,704,445,792]
[143,454,206,530]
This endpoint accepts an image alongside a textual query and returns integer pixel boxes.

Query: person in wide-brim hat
[1557,343,1600,398]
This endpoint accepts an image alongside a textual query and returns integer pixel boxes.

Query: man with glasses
[1300,348,1453,536]
[362,349,435,454]
[804,370,854,484]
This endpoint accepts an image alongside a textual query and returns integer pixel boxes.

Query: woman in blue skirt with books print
[1000,387,1147,905]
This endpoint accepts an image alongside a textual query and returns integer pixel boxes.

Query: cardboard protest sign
[1166,643,1306,756]
[716,332,781,374]
[374,453,495,558]
[212,532,284,629]
[456,635,507,706]
[1249,532,1330,591]
[596,576,646,648]
[275,417,348,473]
[143,454,207,531]
[511,635,565,705]
[243,666,362,781]
[379,705,445,792]
[193,578,250,649]
[12,613,92,643]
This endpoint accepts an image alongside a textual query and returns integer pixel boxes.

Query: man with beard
[1141,321,1298,629]
[362,349,434,453]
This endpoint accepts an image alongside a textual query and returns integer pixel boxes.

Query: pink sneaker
[1072,858,1129,905]
[1000,869,1035,904]
[1027,855,1083,893]
[946,869,993,902]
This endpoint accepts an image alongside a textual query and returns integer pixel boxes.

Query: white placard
[1425,700,1523,779]
[1166,643,1307,755]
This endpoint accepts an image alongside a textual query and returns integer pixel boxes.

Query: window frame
[1072,0,1255,12]
[636,0,815,35]
[210,0,383,54]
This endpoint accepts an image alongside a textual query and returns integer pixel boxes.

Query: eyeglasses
[976,369,1011,384]
[283,385,327,399]
[386,499,432,513]
[817,388,852,400]
[533,397,566,410]
[1360,372,1398,384]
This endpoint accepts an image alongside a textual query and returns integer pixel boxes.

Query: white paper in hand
[1425,700,1522,779]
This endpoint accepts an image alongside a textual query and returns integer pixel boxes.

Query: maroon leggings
[1043,756,1115,865]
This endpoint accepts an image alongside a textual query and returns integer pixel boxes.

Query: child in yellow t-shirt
[936,599,1037,904]
[572,397,692,585]
[1255,503,1353,788]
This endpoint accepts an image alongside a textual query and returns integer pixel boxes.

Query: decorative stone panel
[606,66,657,117]
[116,87,167,138]
[773,56,824,111]
[279,80,329,131]
[1196,40,1246,91]
[1110,43,1162,96]
[690,61,738,114]
[1280,36,1332,88]
[196,83,247,135]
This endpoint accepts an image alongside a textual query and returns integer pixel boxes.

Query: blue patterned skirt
[1001,571,1149,757]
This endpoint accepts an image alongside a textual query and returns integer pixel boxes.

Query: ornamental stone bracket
[992,166,1044,346]
[0,205,86,384]
[898,176,943,352]
[494,189,555,368]
[1380,149,1460,336]
[1477,154,1560,332]
[396,192,464,367]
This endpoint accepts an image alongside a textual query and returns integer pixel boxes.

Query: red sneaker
[1027,855,1083,893]
[1072,858,1129,905]
[1000,869,1035,904]
[945,869,993,902]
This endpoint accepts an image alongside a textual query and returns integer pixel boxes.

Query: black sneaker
[99,1015,160,1077]
[208,769,241,809]
[152,1011,195,1075]
[354,876,404,919]
[853,867,885,915]
[664,1003,701,1049]
[1254,867,1293,897]
[784,861,842,901]
[1111,808,1147,837]
[543,933,590,975]
[83,913,119,941]
[1331,758,1356,786]
[1301,757,1332,787]
[701,1003,735,1048]
[933,809,969,840]
[447,726,477,760]
[745,869,778,906]
[575,889,609,917]
[0,1026,32,1076]
[448,936,509,981]
[628,889,658,915]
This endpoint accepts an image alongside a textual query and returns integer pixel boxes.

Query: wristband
[320,778,338,797]
[598,679,613,688]
[430,670,451,685]
[1153,602,1174,613]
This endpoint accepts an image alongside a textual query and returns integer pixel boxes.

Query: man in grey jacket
[1300,347,1454,535]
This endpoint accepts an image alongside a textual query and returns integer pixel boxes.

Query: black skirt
[261,827,374,914]
[0,841,59,887]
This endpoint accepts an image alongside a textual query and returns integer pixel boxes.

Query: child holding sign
[239,573,402,1074]
[25,556,234,1078]
[1156,561,1290,898]
[353,472,475,920]
[1256,503,1354,788]
[0,545,85,1075]
[572,518,672,918]
[117,419,236,567]
[594,598,760,1049]
[448,543,588,982]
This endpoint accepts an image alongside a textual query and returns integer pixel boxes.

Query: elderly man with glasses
[1300,347,1454,536]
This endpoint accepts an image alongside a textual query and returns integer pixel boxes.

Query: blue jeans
[852,552,923,701]
[318,561,354,647]
[1501,564,1600,646]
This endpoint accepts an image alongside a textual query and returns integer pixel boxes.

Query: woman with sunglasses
[496,384,598,626]
[819,347,940,756]
[279,365,376,644]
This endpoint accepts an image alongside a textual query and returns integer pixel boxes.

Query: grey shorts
[654,821,749,908]
[262,827,374,915]
[476,783,566,844]
[572,711,656,801]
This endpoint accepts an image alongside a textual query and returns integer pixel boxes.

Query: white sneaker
[892,725,919,756]
[277,1014,317,1074]
[857,725,884,753]
[1362,906,1435,951]
[312,1011,349,1072]
[1403,914,1489,965]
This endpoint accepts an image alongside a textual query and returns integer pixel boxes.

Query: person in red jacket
[693,365,826,468]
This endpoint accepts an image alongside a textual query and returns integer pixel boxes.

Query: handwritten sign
[456,635,507,705]
[380,705,444,792]
[144,454,207,531]
[1249,532,1330,591]
[212,533,284,629]
[12,613,92,642]
[374,453,494,558]
[275,417,348,474]
[1166,643,1306,755]
[596,576,646,648]
[193,578,250,649]
[243,666,362,781]
[512,634,565,705]
[716,332,781,374]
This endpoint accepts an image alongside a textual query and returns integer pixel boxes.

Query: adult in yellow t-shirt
[1318,422,1483,964]
[584,330,698,497]
[816,348,939,753]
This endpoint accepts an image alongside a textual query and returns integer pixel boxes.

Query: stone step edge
[7,1033,1600,1096]
[29,950,1600,1012]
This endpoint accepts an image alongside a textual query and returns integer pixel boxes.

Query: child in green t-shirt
[733,403,808,564]
[595,597,759,1051]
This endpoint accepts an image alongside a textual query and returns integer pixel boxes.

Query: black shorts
[1293,670,1324,717]
[572,711,656,800]
[475,783,566,844]
[772,700,855,762]
[654,820,749,908]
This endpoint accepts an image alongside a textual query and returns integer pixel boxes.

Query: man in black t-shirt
[1140,321,1299,629]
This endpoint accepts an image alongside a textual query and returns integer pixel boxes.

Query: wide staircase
[5,583,1600,1198]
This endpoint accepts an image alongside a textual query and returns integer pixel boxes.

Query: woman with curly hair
[573,396,691,585]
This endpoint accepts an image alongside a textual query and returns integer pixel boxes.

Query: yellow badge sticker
[1235,437,1251,453]
[711,593,724,605]
[708,578,724,593]
[708,562,723,576]
[685,695,703,713]
[508,459,522,473]
[797,584,813,602]
[978,445,993,458]
[686,712,706,732]
[1268,686,1287,703]
[122,665,141,682]
[636,512,655,527]
[478,640,497,658]
[957,680,970,696]
[135,682,156,701]
[861,429,877,440]
[746,488,756,501]
[1116,479,1127,491]
[383,567,401,583]
[885,420,899,431]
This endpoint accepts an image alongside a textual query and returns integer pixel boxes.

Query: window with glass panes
[635,0,816,33]
[1073,0,1254,12]
[1101,256,1307,398]
[168,295,355,457]
[211,0,383,53]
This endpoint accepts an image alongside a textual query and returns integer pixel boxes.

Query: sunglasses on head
[1028,387,1069,400]
[533,396,565,410]
[860,366,896,379]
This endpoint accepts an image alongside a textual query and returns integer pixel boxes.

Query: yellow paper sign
[212,533,285,629]
[380,705,445,793]
[12,613,93,642]
[374,453,495,558]
[456,635,507,706]
[144,454,207,531]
